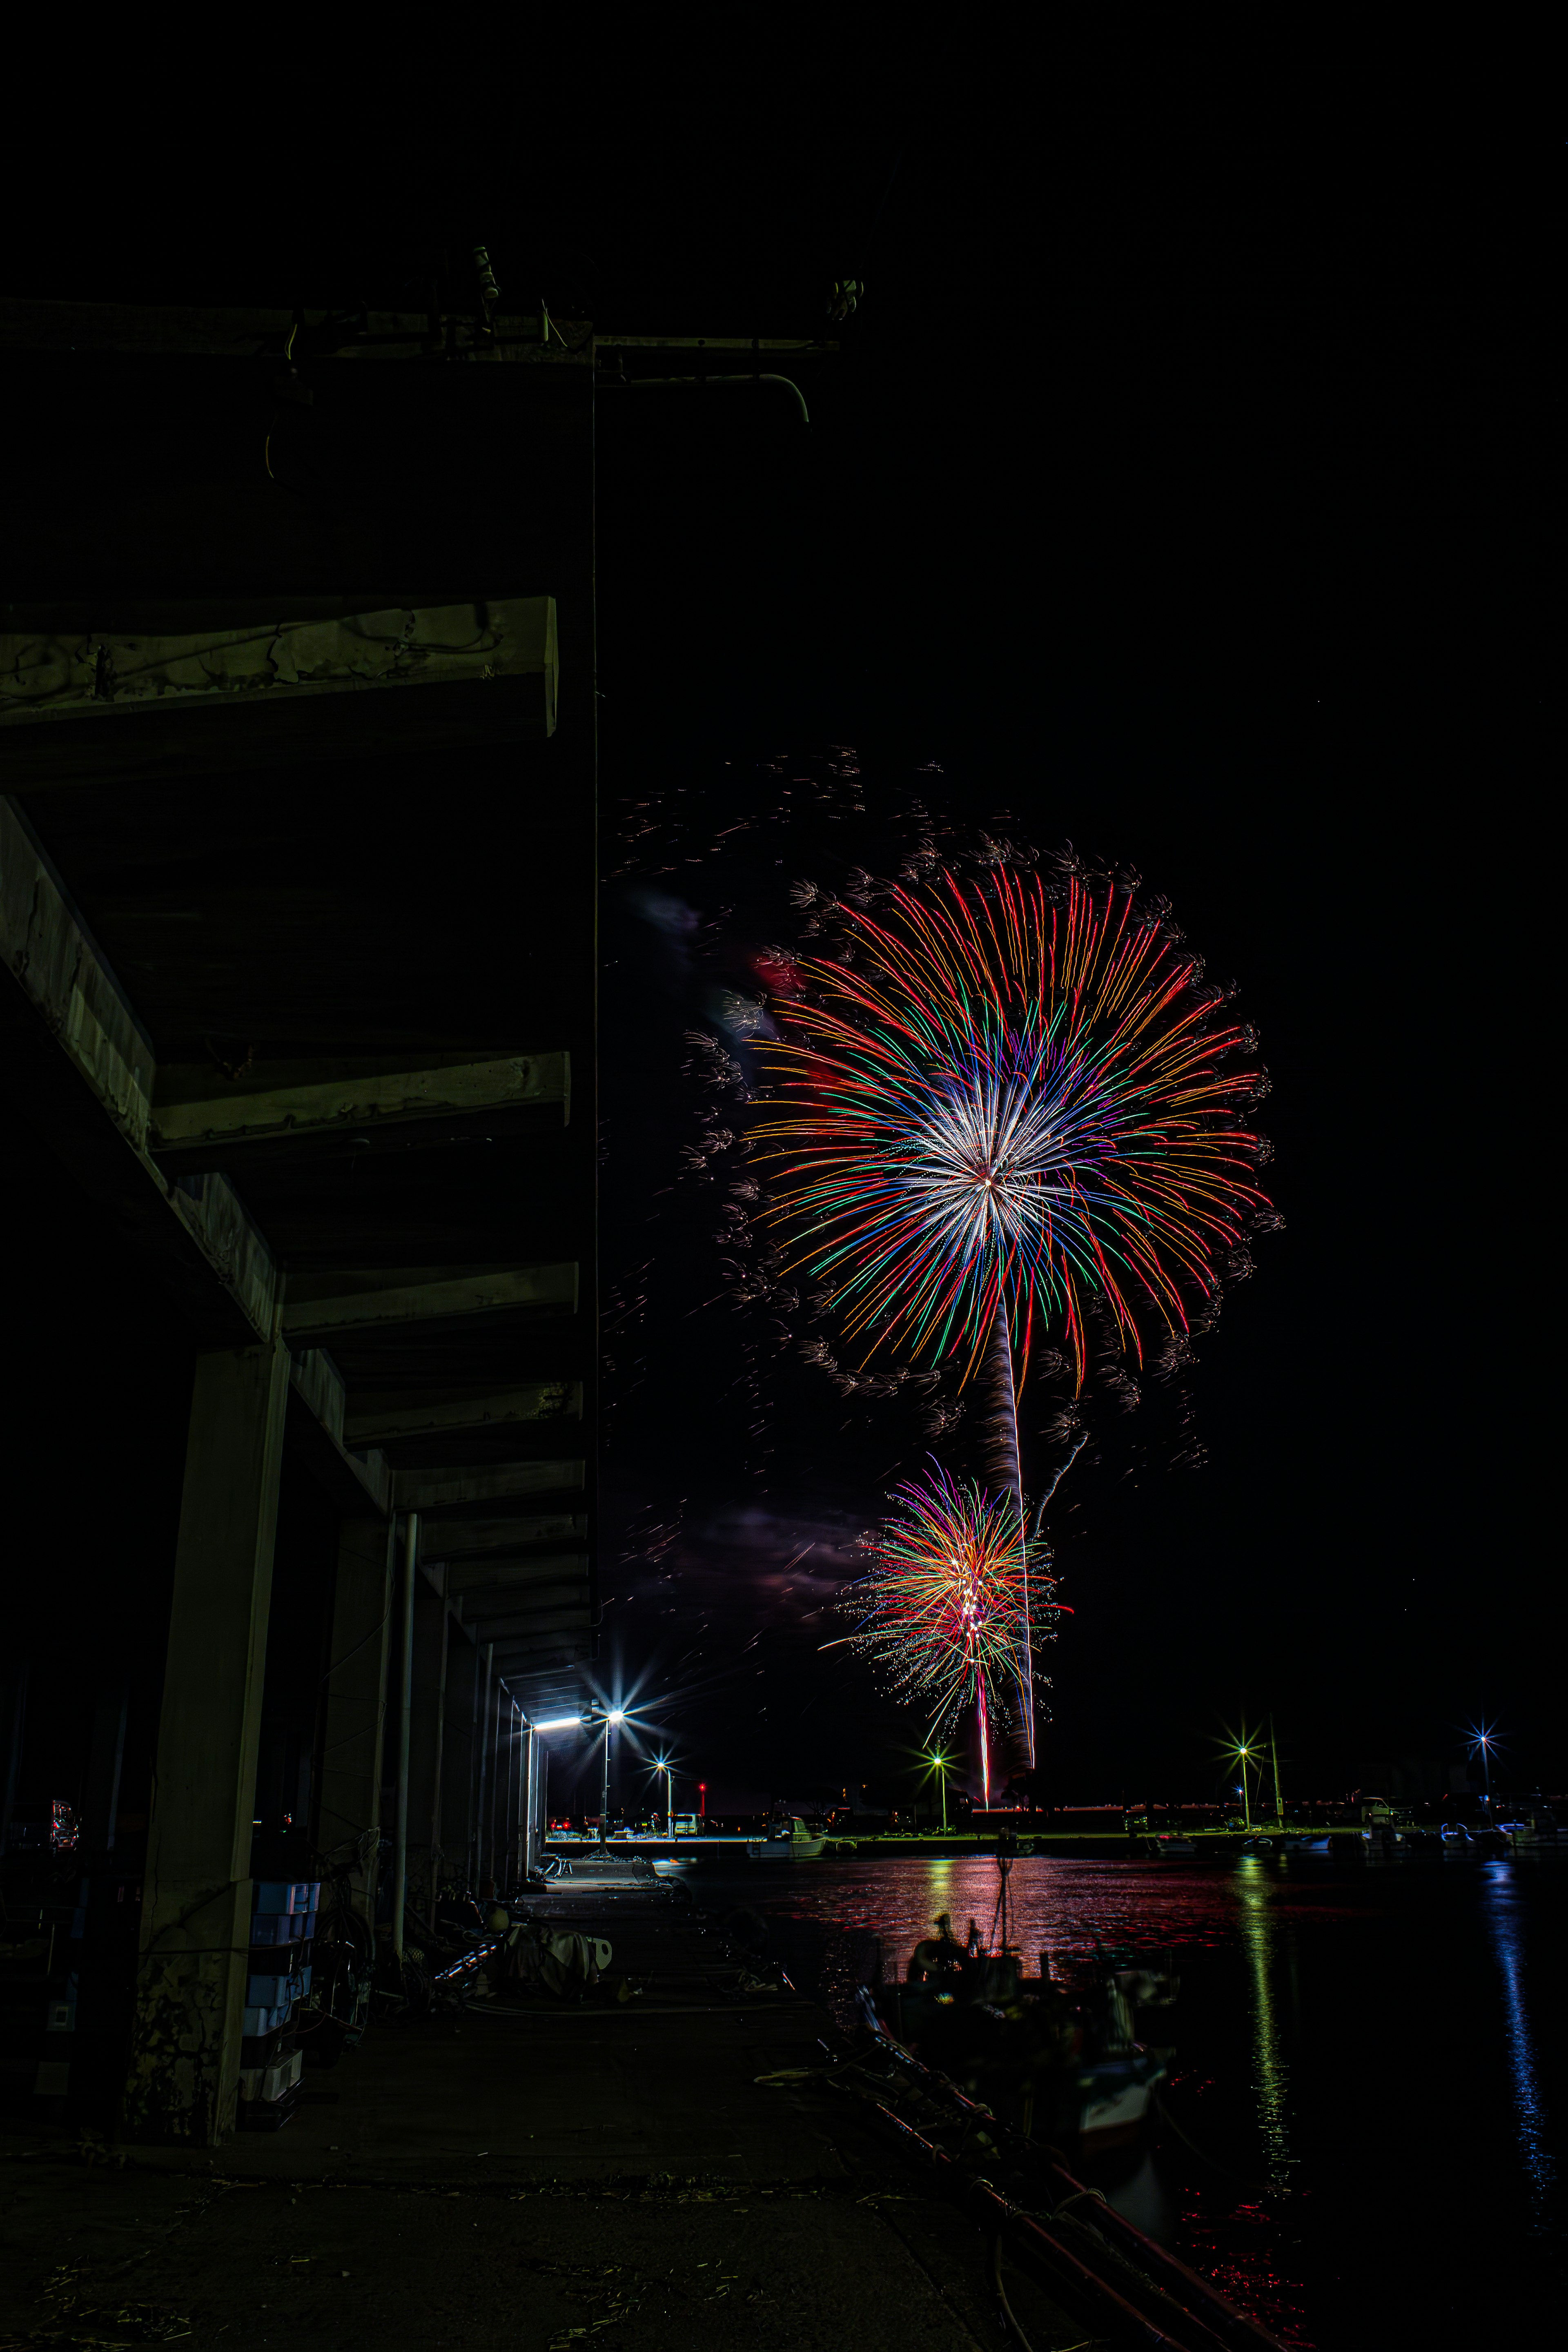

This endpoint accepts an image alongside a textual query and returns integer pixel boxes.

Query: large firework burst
[758,860,1272,1766]
[841,1466,1059,1805]
[755,865,1271,1392]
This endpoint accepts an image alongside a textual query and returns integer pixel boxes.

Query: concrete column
[479,1648,497,1889]
[123,1339,289,2146]
[522,1722,533,1882]
[316,1516,396,1928]
[490,1699,507,1893]
[404,1572,447,1917]
[523,1724,539,1879]
[441,1621,477,1887]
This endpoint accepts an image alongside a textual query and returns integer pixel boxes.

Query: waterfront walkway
[0,1867,1086,2350]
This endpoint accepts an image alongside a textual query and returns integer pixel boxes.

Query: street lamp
[927,1752,949,1833]
[1469,1722,1497,1803]
[1218,1723,1259,1831]
[581,1705,628,1841]
[653,1757,672,1839]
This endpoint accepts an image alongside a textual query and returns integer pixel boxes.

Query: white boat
[1077,2047,1169,2146]
[746,1815,826,1860]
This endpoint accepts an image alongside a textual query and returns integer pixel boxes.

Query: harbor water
[695,1844,1565,2349]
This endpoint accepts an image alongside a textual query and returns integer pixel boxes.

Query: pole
[522,1722,535,1881]
[1269,1715,1283,1827]
[475,1644,494,1887]
[428,1577,450,1907]
[1239,1744,1252,1831]
[600,1719,611,1843]
[391,1512,419,1961]
[514,1712,528,1884]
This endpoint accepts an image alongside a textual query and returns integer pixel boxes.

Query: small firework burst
[841,1466,1060,1802]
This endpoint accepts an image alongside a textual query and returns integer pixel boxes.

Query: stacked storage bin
[238,1878,318,2130]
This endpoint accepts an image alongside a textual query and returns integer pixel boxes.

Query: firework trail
[757,862,1271,1761]
[839,1467,1058,1804]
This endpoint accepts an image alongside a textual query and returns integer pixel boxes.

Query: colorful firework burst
[842,1466,1060,1803]
[755,865,1271,1393]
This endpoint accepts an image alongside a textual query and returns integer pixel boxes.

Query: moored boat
[746,1815,826,1860]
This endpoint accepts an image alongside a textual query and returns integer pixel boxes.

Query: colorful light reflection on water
[703,1846,1566,2350]
[1483,1858,1558,2221]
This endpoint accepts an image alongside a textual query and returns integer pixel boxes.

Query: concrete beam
[0,298,594,361]
[395,1460,585,1512]
[0,599,559,781]
[486,1618,597,1656]
[449,1557,590,1604]
[123,1341,290,2147]
[282,1263,577,1343]
[0,795,277,1346]
[422,1514,586,1561]
[150,1050,568,1159]
[343,1382,581,1449]
[458,1599,590,1643]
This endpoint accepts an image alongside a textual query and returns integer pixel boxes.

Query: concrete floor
[0,1873,1094,2350]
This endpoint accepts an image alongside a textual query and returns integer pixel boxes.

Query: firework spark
[754,865,1270,1392]
[759,861,1271,1767]
[840,1467,1059,1803]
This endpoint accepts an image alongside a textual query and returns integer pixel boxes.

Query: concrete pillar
[480,1649,497,1888]
[316,1516,396,1929]
[441,1623,478,1888]
[523,1724,539,1879]
[490,1698,507,1893]
[522,1722,533,1882]
[123,1340,289,2146]
[405,1572,448,1917]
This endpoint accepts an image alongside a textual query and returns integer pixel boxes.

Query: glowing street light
[925,1751,951,1833]
[1468,1722,1499,1801]
[580,1704,632,1838]
[1219,1725,1258,1830]
[652,1757,673,1838]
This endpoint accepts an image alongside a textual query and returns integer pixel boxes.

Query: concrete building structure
[0,297,601,2146]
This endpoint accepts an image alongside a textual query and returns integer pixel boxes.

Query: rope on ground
[987,2229,1038,2352]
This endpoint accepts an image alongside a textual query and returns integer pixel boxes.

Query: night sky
[577,41,1551,1810]
[13,30,1550,1808]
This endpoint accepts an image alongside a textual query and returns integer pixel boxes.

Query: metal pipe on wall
[390,1512,419,1960]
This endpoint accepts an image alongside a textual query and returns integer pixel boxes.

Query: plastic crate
[245,1964,312,2010]
[249,1909,315,1949]
[241,2001,292,2037]
[247,1940,310,1978]
[238,2049,303,2104]
[241,2016,299,2065]
[252,1881,319,1917]
[240,2024,284,2069]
